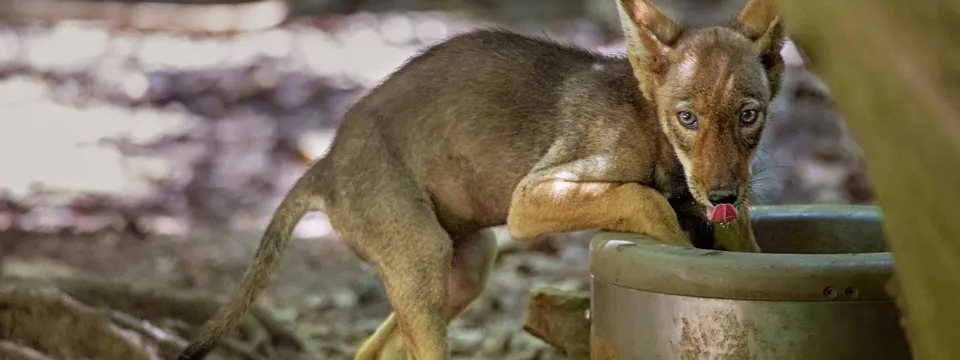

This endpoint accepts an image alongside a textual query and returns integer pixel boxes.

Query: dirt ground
[2,228,594,359]
[0,9,872,360]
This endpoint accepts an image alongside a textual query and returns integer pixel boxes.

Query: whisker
[749,180,781,189]
[747,186,777,205]
[767,109,790,119]
[751,165,790,178]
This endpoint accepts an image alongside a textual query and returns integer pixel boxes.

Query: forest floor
[2,227,591,359]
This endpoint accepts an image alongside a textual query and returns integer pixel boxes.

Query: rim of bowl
[589,204,893,301]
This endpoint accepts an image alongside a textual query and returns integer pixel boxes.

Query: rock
[272,306,299,324]
[522,287,591,360]
[304,294,330,310]
[449,327,485,354]
[330,288,359,309]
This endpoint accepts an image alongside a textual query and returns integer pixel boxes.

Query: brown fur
[177,0,785,359]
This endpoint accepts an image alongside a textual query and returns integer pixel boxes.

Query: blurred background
[0,0,874,359]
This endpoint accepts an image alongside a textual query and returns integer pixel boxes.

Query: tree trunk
[777,1,960,359]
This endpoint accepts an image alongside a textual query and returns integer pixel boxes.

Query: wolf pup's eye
[677,111,698,129]
[739,109,759,125]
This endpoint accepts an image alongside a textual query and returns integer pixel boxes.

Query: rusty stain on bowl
[678,309,751,360]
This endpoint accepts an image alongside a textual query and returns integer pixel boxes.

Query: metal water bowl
[589,205,911,360]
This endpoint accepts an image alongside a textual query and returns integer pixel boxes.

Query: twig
[161,317,270,360]
[0,286,157,360]
[104,309,189,357]
[0,341,57,360]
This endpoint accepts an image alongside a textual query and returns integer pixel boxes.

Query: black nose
[708,187,739,206]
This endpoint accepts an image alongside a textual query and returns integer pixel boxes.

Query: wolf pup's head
[618,0,785,223]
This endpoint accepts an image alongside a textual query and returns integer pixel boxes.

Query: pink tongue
[707,203,738,223]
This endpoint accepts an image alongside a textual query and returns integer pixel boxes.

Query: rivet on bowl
[823,286,838,299]
[845,286,860,299]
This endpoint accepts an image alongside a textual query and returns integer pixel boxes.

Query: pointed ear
[616,0,683,98]
[734,0,785,65]
[734,0,786,96]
